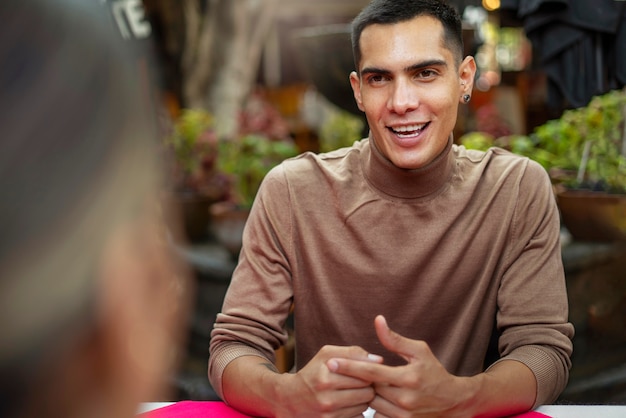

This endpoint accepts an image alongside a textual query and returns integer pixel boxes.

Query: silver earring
[463,94,471,103]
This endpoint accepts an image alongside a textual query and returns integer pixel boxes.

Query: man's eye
[368,75,387,84]
[417,69,437,79]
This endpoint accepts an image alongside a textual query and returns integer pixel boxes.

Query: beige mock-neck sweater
[209,137,574,407]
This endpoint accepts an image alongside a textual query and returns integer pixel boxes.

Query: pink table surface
[138,401,551,418]
[138,401,249,418]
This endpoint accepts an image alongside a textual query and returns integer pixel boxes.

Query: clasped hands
[286,315,476,418]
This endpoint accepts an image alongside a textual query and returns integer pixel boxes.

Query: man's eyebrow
[360,59,448,76]
[405,59,448,72]
[360,66,391,76]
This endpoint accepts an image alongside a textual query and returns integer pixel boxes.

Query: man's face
[350,15,475,169]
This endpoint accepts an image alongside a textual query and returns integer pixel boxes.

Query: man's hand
[327,316,477,417]
[327,316,537,417]
[275,345,383,418]
[224,318,536,418]
[222,345,383,418]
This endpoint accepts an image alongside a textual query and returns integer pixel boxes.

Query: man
[209,1,574,416]
[0,1,191,417]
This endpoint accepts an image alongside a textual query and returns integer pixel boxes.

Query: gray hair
[0,0,161,379]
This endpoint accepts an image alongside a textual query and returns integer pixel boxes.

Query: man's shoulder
[455,143,525,163]
[278,139,366,177]
[455,144,545,174]
[454,144,551,194]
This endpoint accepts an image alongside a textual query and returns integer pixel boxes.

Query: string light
[482,0,500,11]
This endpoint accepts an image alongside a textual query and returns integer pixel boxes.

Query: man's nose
[388,79,418,115]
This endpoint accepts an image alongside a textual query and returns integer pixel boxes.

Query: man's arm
[221,346,382,418]
[494,157,573,405]
[327,316,536,418]
[467,360,537,417]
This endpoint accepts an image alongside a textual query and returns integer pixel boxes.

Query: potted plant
[460,88,626,242]
[209,91,299,255]
[164,109,231,242]
[532,89,626,242]
[165,92,298,250]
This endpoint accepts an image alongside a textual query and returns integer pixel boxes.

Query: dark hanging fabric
[501,0,626,110]
[613,8,626,86]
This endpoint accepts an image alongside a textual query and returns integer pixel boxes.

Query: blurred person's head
[0,1,191,417]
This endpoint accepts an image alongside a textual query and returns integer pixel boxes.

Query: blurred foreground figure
[0,1,191,417]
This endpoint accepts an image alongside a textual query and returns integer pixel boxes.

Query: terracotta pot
[557,190,626,242]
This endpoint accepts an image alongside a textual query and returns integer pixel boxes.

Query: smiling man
[349,11,470,171]
[209,1,574,417]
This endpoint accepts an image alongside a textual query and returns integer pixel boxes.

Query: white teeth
[392,124,425,133]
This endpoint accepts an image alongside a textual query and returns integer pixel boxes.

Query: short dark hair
[351,0,464,72]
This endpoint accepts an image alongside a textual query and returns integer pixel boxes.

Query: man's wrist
[265,371,298,418]
[454,361,537,417]
[449,374,485,417]
[222,356,287,416]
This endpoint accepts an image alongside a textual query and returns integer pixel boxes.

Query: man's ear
[349,71,365,112]
[459,56,477,98]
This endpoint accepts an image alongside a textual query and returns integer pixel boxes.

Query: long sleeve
[208,165,294,400]
[490,157,574,406]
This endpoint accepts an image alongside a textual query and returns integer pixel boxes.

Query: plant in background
[218,134,297,208]
[166,92,299,210]
[460,89,626,194]
[318,110,365,153]
[165,108,232,202]
[529,89,626,193]
[457,131,497,152]
[217,92,299,208]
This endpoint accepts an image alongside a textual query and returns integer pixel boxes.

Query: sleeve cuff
[487,344,570,408]
[208,342,272,401]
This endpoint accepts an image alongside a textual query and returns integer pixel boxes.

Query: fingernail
[367,353,383,362]
[327,359,339,372]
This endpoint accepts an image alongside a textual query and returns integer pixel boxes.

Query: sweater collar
[361,134,455,199]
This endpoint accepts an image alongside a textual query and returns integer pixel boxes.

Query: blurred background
[101,0,626,405]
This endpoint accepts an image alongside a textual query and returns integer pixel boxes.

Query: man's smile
[387,122,430,140]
